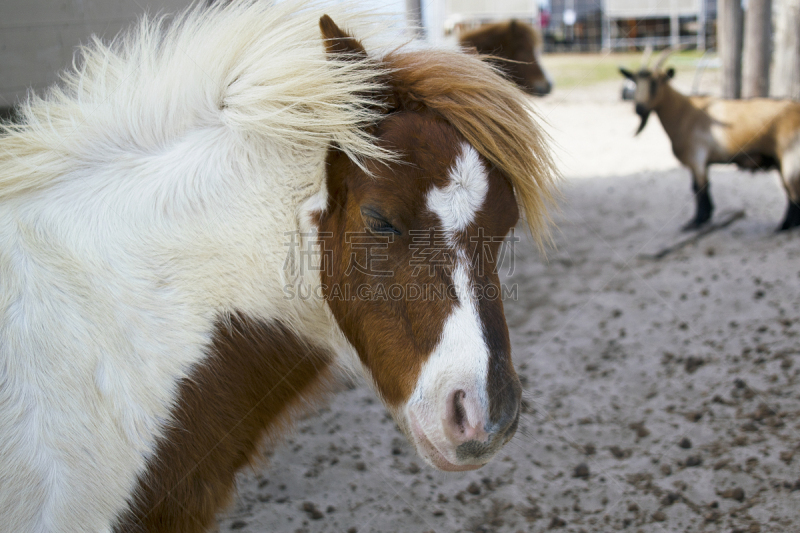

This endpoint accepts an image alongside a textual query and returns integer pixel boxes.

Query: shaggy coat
[0,2,557,532]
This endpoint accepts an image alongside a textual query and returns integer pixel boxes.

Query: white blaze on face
[425,144,489,236]
[404,143,493,468]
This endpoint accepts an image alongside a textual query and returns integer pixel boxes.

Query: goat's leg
[682,166,713,231]
[779,173,800,231]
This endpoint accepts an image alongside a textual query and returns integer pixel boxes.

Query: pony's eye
[360,207,401,236]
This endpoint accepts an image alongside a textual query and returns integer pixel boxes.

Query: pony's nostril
[452,389,467,431]
[445,389,484,444]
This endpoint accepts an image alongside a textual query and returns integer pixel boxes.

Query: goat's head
[619,47,676,135]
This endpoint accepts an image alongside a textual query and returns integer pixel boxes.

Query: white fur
[425,143,488,235]
[782,133,800,200]
[404,261,490,466]
[0,2,395,531]
[404,142,491,467]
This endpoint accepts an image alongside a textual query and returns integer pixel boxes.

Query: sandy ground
[217,80,800,533]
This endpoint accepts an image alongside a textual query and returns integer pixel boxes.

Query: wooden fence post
[742,0,772,97]
[719,0,744,98]
[772,0,800,99]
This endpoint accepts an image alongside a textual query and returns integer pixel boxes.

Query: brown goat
[621,50,800,231]
[459,20,552,96]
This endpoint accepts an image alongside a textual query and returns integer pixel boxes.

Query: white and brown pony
[0,2,556,532]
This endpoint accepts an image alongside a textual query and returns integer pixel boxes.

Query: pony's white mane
[0,4,400,529]
[0,0,392,199]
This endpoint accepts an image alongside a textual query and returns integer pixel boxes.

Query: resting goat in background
[620,48,800,231]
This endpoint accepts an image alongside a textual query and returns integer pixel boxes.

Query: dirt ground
[217,76,800,533]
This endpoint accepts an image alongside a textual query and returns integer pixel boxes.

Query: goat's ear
[665,67,675,79]
[320,15,367,59]
[619,67,635,81]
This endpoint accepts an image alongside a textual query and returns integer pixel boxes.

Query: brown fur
[459,20,551,96]
[114,315,335,532]
[382,50,558,248]
[621,60,800,230]
[318,111,520,407]
[319,16,558,246]
[653,86,799,166]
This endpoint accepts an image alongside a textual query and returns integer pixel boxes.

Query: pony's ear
[319,15,368,59]
[320,14,401,114]
[319,15,400,115]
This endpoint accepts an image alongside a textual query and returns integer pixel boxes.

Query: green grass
[541,50,715,89]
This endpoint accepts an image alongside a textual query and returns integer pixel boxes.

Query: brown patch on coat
[459,20,551,96]
[717,98,800,158]
[114,315,335,533]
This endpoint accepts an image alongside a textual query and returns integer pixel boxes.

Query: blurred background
[2,0,798,108]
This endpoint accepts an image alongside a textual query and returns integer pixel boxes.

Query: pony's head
[313,17,556,471]
[459,20,552,96]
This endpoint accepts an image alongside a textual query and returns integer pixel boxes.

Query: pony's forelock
[384,50,559,249]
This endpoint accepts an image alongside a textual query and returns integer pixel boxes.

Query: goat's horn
[640,44,653,68]
[653,43,688,72]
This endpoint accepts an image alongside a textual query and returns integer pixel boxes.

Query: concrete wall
[0,0,192,106]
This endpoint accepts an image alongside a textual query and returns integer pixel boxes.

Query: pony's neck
[114,312,337,532]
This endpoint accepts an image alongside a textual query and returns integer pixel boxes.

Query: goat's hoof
[681,219,709,232]
[778,205,800,231]
[777,221,799,232]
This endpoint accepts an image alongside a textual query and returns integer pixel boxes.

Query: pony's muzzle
[527,80,552,96]
[443,386,521,462]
